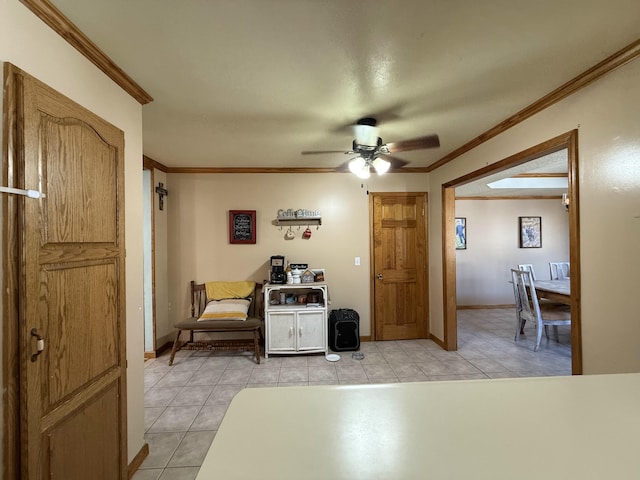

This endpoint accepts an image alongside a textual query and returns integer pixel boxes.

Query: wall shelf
[275,217,322,226]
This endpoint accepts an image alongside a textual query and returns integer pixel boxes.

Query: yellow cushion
[205,281,255,300]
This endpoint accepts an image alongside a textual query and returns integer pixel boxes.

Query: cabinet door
[296,311,326,351]
[267,312,296,352]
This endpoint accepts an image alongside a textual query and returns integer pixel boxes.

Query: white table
[196,373,640,479]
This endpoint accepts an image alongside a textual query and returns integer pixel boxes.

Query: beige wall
[166,172,429,338]
[0,0,146,466]
[431,58,640,374]
[456,199,570,305]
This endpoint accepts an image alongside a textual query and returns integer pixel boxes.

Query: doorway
[143,167,156,356]
[442,130,582,374]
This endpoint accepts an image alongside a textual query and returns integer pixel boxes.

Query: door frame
[369,191,429,341]
[3,63,23,480]
[441,129,582,374]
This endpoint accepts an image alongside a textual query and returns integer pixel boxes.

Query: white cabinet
[264,283,328,357]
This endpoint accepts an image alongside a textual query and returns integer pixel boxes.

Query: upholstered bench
[168,281,263,365]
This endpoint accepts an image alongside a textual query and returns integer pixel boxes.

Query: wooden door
[371,193,429,340]
[6,65,127,479]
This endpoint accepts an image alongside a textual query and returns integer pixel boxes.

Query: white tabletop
[196,373,640,479]
[534,278,570,296]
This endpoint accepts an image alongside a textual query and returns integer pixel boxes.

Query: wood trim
[427,38,640,172]
[442,130,582,374]
[2,62,22,480]
[441,186,457,350]
[456,195,563,201]
[368,193,376,340]
[428,334,446,350]
[127,443,149,479]
[18,0,153,105]
[143,155,168,172]
[457,304,514,310]
[359,335,372,343]
[566,132,583,375]
[162,166,431,174]
[513,173,567,178]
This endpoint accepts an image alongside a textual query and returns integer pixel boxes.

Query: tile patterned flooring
[134,308,571,480]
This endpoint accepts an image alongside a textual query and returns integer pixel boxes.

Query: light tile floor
[134,308,571,480]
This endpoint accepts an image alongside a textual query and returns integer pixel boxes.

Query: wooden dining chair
[549,262,570,280]
[511,269,571,351]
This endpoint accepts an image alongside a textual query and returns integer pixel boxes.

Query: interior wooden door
[7,65,127,479]
[371,192,429,340]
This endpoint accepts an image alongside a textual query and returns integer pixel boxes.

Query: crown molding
[20,0,153,105]
[427,38,640,172]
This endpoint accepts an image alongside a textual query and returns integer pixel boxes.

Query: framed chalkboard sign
[229,210,256,244]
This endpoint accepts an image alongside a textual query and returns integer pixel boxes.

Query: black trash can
[328,309,360,352]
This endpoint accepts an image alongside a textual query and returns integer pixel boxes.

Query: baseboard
[428,334,446,349]
[128,442,149,479]
[359,335,372,342]
[457,304,514,310]
[143,341,173,359]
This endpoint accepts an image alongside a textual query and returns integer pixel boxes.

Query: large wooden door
[6,65,127,479]
[371,193,429,340]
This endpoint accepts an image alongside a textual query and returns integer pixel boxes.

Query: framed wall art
[455,217,467,250]
[229,210,256,244]
[519,216,541,248]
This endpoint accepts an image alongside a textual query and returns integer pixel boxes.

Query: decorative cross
[155,182,168,211]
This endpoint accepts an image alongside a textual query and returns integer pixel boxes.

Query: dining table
[533,278,571,305]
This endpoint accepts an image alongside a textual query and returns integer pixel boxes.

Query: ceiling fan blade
[379,154,408,169]
[301,150,347,155]
[386,134,440,153]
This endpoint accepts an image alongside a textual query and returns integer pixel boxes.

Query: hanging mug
[302,227,312,239]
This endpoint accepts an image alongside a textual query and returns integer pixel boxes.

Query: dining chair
[549,262,570,280]
[511,269,571,351]
[517,264,536,281]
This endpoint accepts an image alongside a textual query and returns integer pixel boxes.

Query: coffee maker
[269,255,286,284]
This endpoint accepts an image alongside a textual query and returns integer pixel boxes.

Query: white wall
[153,170,171,347]
[0,0,146,466]
[430,57,640,374]
[456,199,569,305]
[166,172,429,338]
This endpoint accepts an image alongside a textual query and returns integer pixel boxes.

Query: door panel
[297,311,325,351]
[372,193,428,340]
[7,65,127,479]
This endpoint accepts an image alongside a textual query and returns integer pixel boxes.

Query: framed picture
[519,216,541,248]
[311,268,325,282]
[229,210,256,244]
[455,217,466,250]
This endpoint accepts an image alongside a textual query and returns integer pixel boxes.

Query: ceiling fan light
[348,157,366,175]
[353,124,380,147]
[357,164,371,179]
[372,157,391,175]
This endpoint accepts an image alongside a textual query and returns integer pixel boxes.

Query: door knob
[377,274,383,280]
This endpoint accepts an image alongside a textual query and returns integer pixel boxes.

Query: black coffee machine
[270,255,286,284]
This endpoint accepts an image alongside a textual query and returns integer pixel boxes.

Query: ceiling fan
[302,117,440,178]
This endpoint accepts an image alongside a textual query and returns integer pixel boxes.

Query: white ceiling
[48,0,640,171]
